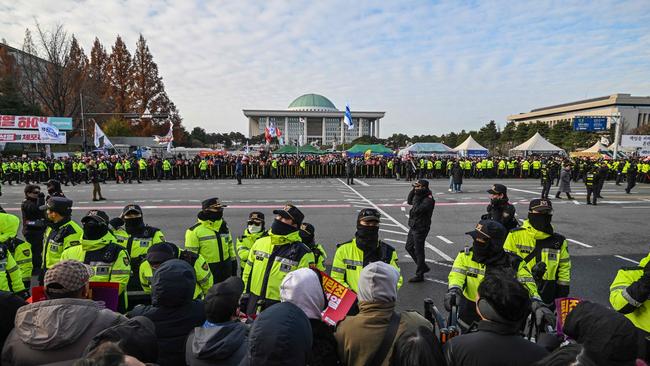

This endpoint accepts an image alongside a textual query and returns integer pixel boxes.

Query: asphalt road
[3,176,648,314]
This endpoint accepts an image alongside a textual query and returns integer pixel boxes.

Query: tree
[102,117,133,136]
[385,133,410,149]
[190,126,207,143]
[86,37,113,117]
[0,46,41,115]
[477,120,500,150]
[107,35,132,114]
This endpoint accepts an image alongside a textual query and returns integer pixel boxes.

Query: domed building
[243,94,385,145]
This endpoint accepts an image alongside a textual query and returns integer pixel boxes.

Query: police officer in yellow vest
[140,242,213,300]
[610,251,650,336]
[331,208,402,293]
[298,222,327,272]
[445,219,553,331]
[40,197,83,278]
[112,204,165,305]
[185,198,236,283]
[0,213,32,289]
[236,212,268,275]
[61,210,131,311]
[503,199,571,305]
[138,158,146,183]
[241,204,315,315]
[0,241,26,296]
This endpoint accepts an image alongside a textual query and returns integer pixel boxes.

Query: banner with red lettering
[320,270,357,325]
[0,129,67,144]
[0,115,73,130]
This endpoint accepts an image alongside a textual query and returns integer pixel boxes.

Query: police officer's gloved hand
[444,288,462,312]
[109,217,124,230]
[531,301,555,329]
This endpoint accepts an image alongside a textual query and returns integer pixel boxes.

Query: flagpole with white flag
[93,122,114,151]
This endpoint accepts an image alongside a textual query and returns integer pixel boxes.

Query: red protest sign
[320,271,357,326]
[555,297,581,337]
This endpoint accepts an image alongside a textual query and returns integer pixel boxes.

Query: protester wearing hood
[83,316,158,364]
[20,184,46,272]
[482,184,518,231]
[111,205,165,307]
[235,212,268,275]
[335,262,433,366]
[504,199,571,304]
[280,268,340,366]
[186,276,247,366]
[241,204,315,316]
[240,301,312,366]
[127,259,205,366]
[445,219,552,331]
[140,242,213,299]
[60,210,130,312]
[563,301,643,366]
[331,208,402,294]
[299,223,328,272]
[185,198,236,283]
[1,260,126,366]
[40,197,83,278]
[406,179,435,282]
[444,274,549,366]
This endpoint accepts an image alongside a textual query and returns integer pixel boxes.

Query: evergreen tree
[107,35,133,114]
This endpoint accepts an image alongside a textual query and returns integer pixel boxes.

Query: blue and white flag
[93,122,114,149]
[344,103,353,130]
[37,122,61,141]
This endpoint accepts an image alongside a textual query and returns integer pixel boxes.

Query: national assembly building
[243,94,385,145]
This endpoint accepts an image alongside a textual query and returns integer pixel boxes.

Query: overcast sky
[2,0,650,136]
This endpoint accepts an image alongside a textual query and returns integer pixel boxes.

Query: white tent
[607,142,637,154]
[570,141,609,157]
[509,132,565,157]
[453,135,489,157]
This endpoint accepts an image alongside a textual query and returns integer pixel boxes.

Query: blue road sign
[573,116,608,131]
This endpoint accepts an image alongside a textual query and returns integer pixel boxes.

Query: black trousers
[541,181,551,199]
[626,178,636,193]
[347,174,354,185]
[406,228,429,276]
[586,187,596,204]
[24,229,45,271]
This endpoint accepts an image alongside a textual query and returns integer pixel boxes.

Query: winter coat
[559,169,572,193]
[0,291,25,351]
[444,320,548,366]
[1,298,125,366]
[127,259,205,366]
[239,302,312,366]
[335,262,433,366]
[20,196,46,234]
[451,164,463,184]
[185,321,248,366]
[407,188,435,231]
[84,316,159,364]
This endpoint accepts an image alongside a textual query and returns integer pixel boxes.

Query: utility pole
[80,92,87,153]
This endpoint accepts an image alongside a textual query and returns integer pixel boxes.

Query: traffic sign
[573,116,608,131]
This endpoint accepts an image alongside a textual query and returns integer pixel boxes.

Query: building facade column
[358,118,363,137]
[303,118,308,145]
[376,119,380,138]
[284,117,288,144]
[322,117,326,145]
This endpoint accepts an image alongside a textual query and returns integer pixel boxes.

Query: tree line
[0,23,189,144]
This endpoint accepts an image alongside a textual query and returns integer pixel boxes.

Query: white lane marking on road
[354,179,369,186]
[508,187,540,195]
[614,255,640,264]
[405,254,453,268]
[436,235,454,244]
[400,207,406,212]
[572,200,580,205]
[337,178,453,261]
[379,229,407,236]
[622,206,650,209]
[382,222,401,227]
[354,205,370,208]
[384,238,406,244]
[567,239,593,248]
[425,278,449,285]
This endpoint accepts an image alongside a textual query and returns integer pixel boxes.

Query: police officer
[406,179,435,282]
[585,165,598,205]
[445,219,551,331]
[21,184,46,271]
[625,159,638,194]
[236,212,268,275]
[60,210,131,311]
[140,242,213,300]
[241,204,314,315]
[482,184,518,230]
[0,239,27,296]
[0,213,32,289]
[503,199,571,305]
[609,251,649,335]
[40,197,83,279]
[112,204,165,306]
[299,222,327,272]
[540,160,552,199]
[345,158,355,185]
[331,208,402,292]
[185,198,236,283]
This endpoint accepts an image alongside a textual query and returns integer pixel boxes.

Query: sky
[2,0,650,137]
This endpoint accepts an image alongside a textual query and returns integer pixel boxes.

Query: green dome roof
[288,94,337,111]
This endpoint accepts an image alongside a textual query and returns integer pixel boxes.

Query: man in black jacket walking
[405,179,435,282]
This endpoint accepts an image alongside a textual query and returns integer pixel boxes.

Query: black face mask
[528,213,553,234]
[414,187,427,196]
[83,221,108,240]
[124,217,145,235]
[490,197,507,207]
[198,210,223,222]
[355,225,379,252]
[472,239,505,265]
[271,219,296,236]
[299,232,315,246]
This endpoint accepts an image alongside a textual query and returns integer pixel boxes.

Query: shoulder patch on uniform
[23,249,30,257]
[142,226,160,238]
[123,256,130,266]
[202,262,209,271]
